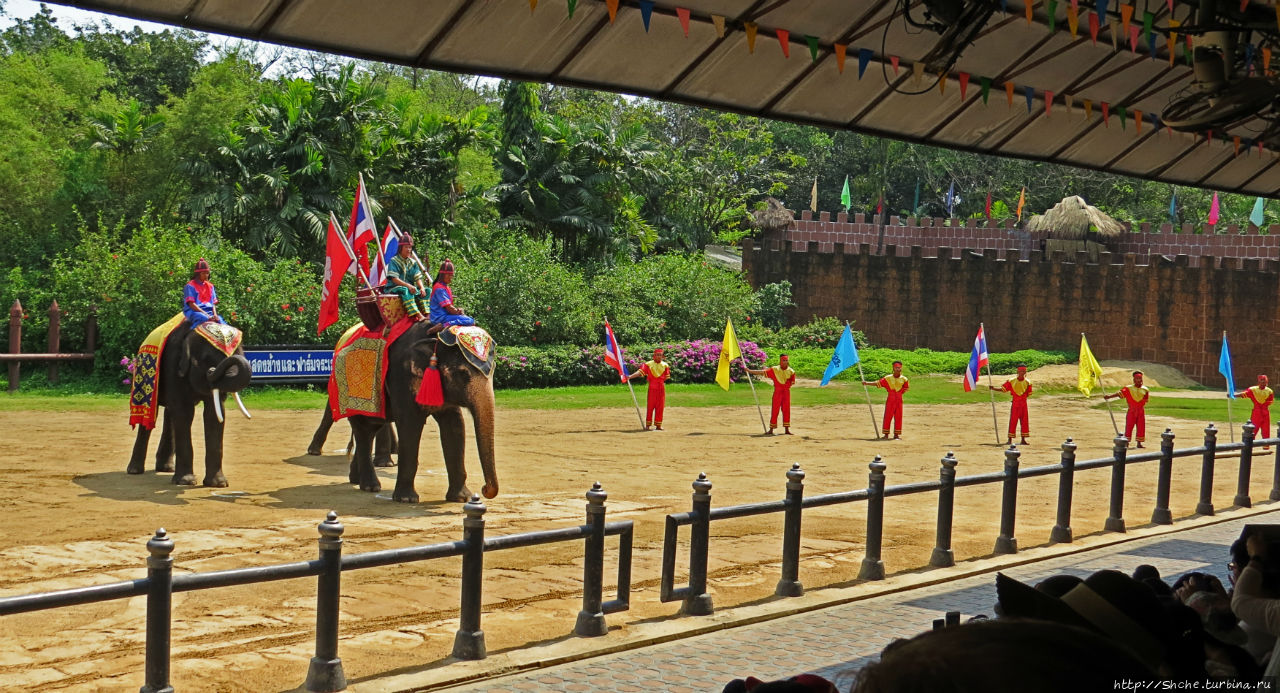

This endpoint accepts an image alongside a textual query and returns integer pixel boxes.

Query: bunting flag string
[711,14,725,37]
[959,72,971,100]
[1084,98,1093,120]
[1045,90,1054,115]
[744,21,757,52]
[1134,109,1142,134]
[607,0,619,23]
[1068,0,1079,36]
[1102,101,1110,126]
[1089,11,1100,44]
[776,29,790,57]
[677,7,690,36]
[1006,81,1016,108]
[859,48,873,78]
[806,36,820,62]
[1024,85,1034,112]
[835,44,847,73]
[640,0,654,31]
[981,76,992,104]
[890,55,900,74]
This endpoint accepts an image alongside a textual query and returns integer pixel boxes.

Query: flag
[810,177,818,212]
[963,325,989,392]
[1220,333,1235,397]
[1209,192,1220,225]
[1078,334,1104,396]
[945,181,956,216]
[875,196,884,216]
[602,320,630,382]
[1015,187,1026,221]
[347,173,378,279]
[1251,197,1266,227]
[985,191,992,220]
[373,222,400,287]
[715,318,742,390]
[318,214,355,335]
[1169,189,1178,223]
[821,324,859,386]
[840,175,851,211]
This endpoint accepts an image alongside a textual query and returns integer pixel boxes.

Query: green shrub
[755,280,794,329]
[738,316,863,351]
[493,339,767,389]
[781,347,1074,381]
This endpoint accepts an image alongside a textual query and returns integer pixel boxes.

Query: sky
[3,0,176,34]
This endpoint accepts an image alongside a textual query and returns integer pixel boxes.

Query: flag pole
[1225,330,1235,443]
[608,317,646,430]
[982,323,1002,444]
[734,331,769,434]
[387,217,433,285]
[856,360,881,439]
[1085,333,1120,435]
[330,212,376,293]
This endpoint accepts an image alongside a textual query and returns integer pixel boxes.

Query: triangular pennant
[859,48,873,78]
[890,55,900,74]
[1096,0,1109,15]
[981,76,991,104]
[1084,98,1093,119]
[1186,33,1194,65]
[1167,0,1172,11]
[745,21,757,52]
[1207,130,1213,146]
[776,29,790,57]
[1045,90,1054,115]
[677,7,691,37]
[1026,0,1035,24]
[1235,135,1242,157]
[806,36,820,62]
[1003,0,1009,13]
[1169,19,1178,45]
[1121,4,1134,34]
[607,0,620,22]
[1142,11,1153,43]
[939,72,947,95]
[1064,92,1074,114]
[1167,31,1176,66]
[1102,101,1110,126]
[1048,0,1058,32]
[567,0,577,18]
[1068,0,1080,36]
[1089,12,1100,44]
[1025,85,1034,112]
[1147,28,1156,59]
[640,0,655,31]
[959,72,970,100]
[711,14,725,37]
[1118,106,1126,129]
[1128,24,1139,52]
[1241,0,1250,12]
[912,61,925,85]
[1111,18,1120,51]
[835,44,847,73]
[1006,81,1015,108]
[1133,109,1142,133]
[1245,44,1256,75]
[530,0,538,12]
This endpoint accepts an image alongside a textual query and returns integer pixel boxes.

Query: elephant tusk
[211,388,225,423]
[233,392,252,420]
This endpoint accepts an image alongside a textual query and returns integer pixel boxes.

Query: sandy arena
[0,378,1262,691]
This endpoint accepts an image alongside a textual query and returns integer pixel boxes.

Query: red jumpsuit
[1119,385,1149,443]
[1246,385,1274,439]
[765,366,796,428]
[1002,377,1033,439]
[641,360,670,428]
[876,375,909,437]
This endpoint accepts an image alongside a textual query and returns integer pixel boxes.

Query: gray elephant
[342,322,498,502]
[127,321,252,486]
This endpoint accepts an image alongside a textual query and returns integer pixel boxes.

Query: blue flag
[945,181,956,216]
[1251,197,1266,227]
[1220,333,1236,398]
[821,324,859,386]
[1169,190,1177,224]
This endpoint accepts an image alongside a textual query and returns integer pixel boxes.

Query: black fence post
[930,452,958,568]
[683,473,714,616]
[141,529,175,693]
[1050,438,1076,543]
[994,445,1020,555]
[1152,429,1175,524]
[775,463,806,597]
[1236,422,1256,508]
[1272,424,1280,501]
[859,456,887,580]
[575,482,609,636]
[452,495,487,660]
[1104,435,1129,532]
[1197,424,1218,516]
[304,512,345,692]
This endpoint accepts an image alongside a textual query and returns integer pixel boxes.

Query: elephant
[127,322,253,486]
[307,406,398,468]
[344,322,498,503]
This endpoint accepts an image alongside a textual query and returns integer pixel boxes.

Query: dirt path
[0,395,1258,691]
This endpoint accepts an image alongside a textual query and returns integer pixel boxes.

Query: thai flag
[371,222,398,286]
[963,325,989,392]
[603,320,629,382]
[346,173,378,280]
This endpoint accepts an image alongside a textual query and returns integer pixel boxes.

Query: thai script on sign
[243,349,333,382]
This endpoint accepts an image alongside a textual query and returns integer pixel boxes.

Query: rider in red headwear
[429,259,476,327]
[183,258,225,327]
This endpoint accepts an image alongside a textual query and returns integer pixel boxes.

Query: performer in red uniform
[1237,375,1274,448]
[1104,371,1149,448]
[749,355,797,435]
[628,348,670,430]
[991,364,1032,445]
[864,360,909,439]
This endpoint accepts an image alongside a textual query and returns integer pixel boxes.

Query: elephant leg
[373,423,396,467]
[155,409,175,473]
[393,410,428,503]
[434,408,471,503]
[201,395,229,487]
[171,402,198,486]
[348,417,382,493]
[308,406,335,456]
[127,417,154,475]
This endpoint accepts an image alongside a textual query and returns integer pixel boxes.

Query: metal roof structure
[51,0,1280,197]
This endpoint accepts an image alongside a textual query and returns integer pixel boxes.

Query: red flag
[319,215,355,335]
[985,191,992,219]
[875,196,884,215]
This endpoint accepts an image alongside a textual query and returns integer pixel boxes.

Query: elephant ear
[177,333,192,378]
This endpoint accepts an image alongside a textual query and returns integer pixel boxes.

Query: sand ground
[0,388,1261,691]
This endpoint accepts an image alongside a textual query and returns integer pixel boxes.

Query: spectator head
[722,674,838,693]
[1184,591,1248,647]
[1132,565,1161,583]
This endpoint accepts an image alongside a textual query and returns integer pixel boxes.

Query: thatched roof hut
[1026,195,1125,239]
[749,197,796,233]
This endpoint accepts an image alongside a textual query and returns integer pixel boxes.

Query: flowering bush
[119,354,137,387]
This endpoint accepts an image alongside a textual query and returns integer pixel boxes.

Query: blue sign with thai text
[244,349,332,382]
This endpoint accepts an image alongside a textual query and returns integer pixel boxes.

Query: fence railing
[661,421,1277,614]
[2,300,97,391]
[0,483,632,693]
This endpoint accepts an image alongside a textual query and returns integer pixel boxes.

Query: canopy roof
[53,0,1280,198]
[1026,195,1125,237]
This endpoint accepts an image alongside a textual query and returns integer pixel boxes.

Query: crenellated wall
[743,238,1280,386]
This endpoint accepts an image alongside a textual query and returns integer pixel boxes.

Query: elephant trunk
[469,381,499,499]
[207,353,252,392]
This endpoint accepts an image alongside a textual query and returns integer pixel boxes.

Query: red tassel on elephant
[416,352,445,407]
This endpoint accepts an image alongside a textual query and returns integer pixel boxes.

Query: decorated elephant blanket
[194,321,243,356]
[328,317,415,421]
[439,326,497,378]
[128,313,187,430]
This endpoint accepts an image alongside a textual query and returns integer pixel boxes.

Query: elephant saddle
[194,321,242,356]
[438,326,497,378]
[328,317,416,421]
[128,313,187,430]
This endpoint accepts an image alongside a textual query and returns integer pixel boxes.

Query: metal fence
[661,422,1278,614]
[0,483,632,693]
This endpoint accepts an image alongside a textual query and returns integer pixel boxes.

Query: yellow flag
[715,318,742,391]
[810,177,818,212]
[1015,187,1026,221]
[1078,334,1103,396]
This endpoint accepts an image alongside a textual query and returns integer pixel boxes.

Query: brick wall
[775,210,1280,267]
[743,239,1280,386]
